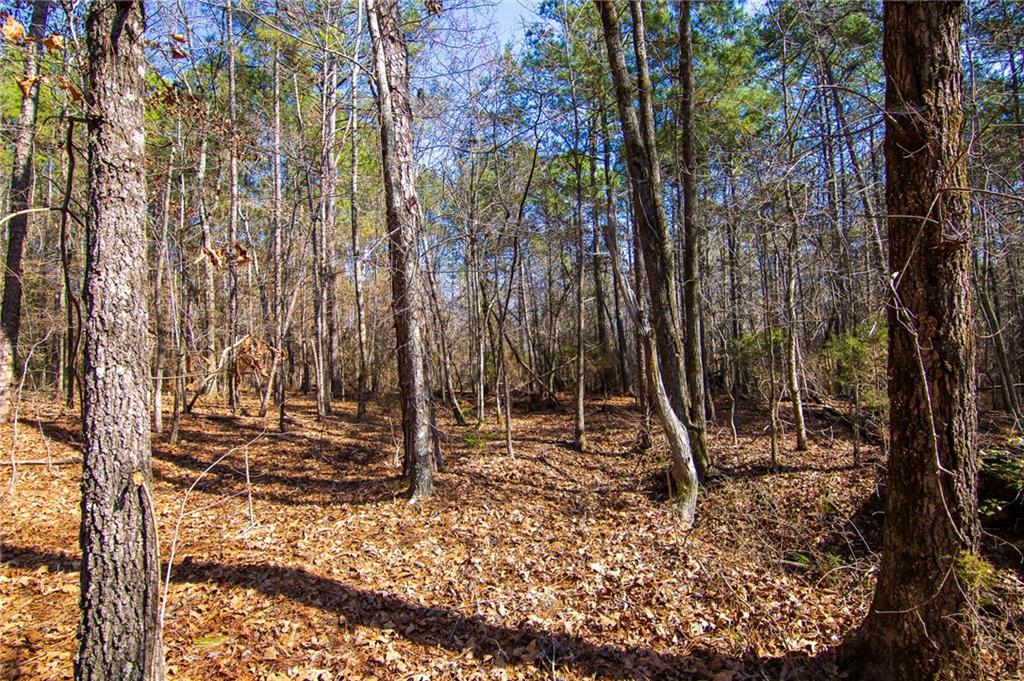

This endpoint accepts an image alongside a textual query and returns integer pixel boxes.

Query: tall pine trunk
[678,0,711,477]
[842,3,980,679]
[350,0,369,420]
[367,0,433,502]
[226,0,240,413]
[77,0,164,676]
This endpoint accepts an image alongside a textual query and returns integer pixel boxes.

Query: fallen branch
[0,458,81,466]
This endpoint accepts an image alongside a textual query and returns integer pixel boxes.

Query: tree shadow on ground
[713,462,853,482]
[33,420,81,451]
[148,442,404,507]
[0,542,839,680]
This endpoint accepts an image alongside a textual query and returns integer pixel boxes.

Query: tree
[841,2,980,679]
[77,0,164,678]
[367,0,434,502]
[678,0,712,476]
[0,0,51,419]
[596,0,701,508]
[349,0,369,420]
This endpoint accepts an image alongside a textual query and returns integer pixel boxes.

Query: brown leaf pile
[1,394,1021,680]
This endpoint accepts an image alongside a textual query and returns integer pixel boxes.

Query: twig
[7,333,53,495]
[0,458,80,466]
[243,442,255,527]
[159,428,267,627]
[36,419,53,470]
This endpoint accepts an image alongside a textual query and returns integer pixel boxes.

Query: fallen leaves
[0,395,1020,680]
[2,16,66,50]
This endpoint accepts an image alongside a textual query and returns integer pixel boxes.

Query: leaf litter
[1,392,1021,680]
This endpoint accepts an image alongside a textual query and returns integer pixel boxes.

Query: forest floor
[1,391,1022,680]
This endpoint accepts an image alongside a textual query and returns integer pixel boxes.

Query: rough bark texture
[842,3,980,680]
[77,0,164,678]
[0,0,50,420]
[367,0,433,502]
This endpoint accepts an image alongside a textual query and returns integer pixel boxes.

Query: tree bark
[598,0,695,489]
[260,25,285,419]
[226,0,240,414]
[678,0,711,477]
[195,136,218,404]
[77,0,164,677]
[777,20,809,453]
[842,3,980,679]
[588,125,613,390]
[601,103,630,394]
[350,0,369,420]
[0,0,50,419]
[367,0,433,502]
[563,27,586,452]
[606,187,698,522]
[598,0,688,425]
[153,156,174,434]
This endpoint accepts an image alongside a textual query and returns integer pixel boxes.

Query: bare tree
[678,0,711,475]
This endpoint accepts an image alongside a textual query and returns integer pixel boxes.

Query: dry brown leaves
[1,394,1020,680]
[2,16,25,45]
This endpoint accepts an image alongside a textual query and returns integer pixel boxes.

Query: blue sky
[491,0,538,40]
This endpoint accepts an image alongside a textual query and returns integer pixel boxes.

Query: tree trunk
[226,0,240,414]
[978,277,1021,422]
[59,122,83,410]
[565,44,586,452]
[195,136,218,404]
[777,23,809,453]
[601,103,630,394]
[77,0,164,677]
[842,4,980,679]
[678,0,711,478]
[425,249,465,425]
[367,0,433,502]
[260,28,285,419]
[350,0,369,420]
[574,186,587,452]
[782,228,808,451]
[588,126,613,391]
[597,0,688,427]
[606,186,698,522]
[153,156,174,434]
[0,0,50,419]
[312,51,337,419]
